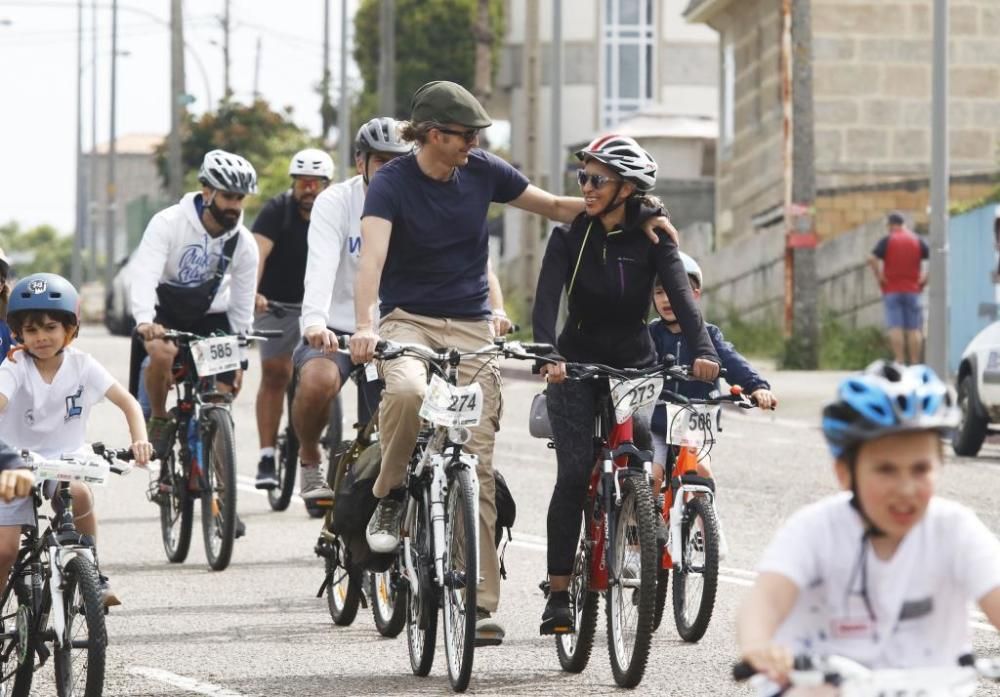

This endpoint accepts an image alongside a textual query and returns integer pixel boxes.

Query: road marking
[236,475,305,508]
[128,667,247,696]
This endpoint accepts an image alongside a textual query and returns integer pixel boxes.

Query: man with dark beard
[131,149,260,462]
[250,149,333,490]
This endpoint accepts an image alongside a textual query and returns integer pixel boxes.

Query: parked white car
[954,321,1000,456]
[104,254,135,337]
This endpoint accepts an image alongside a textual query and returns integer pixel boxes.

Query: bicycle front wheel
[0,572,34,696]
[442,466,477,692]
[671,495,720,642]
[606,475,657,688]
[53,556,106,697]
[555,514,599,674]
[370,567,406,638]
[157,414,192,563]
[324,550,361,626]
[269,395,298,511]
[201,408,238,571]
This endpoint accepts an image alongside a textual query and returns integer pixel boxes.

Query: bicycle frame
[586,386,652,593]
[660,445,714,570]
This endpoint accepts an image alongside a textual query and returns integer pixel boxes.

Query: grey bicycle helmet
[355,117,411,155]
[198,149,259,195]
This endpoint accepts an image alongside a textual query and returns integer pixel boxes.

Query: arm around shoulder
[509,184,584,225]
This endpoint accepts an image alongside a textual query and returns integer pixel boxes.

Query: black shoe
[235,515,246,539]
[540,591,574,635]
[255,455,279,490]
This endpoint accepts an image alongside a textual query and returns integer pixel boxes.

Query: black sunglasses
[435,126,480,143]
[577,170,617,189]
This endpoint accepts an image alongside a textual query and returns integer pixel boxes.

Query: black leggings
[545,380,651,576]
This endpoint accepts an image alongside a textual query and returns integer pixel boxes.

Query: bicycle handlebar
[733,654,1000,686]
[160,329,280,344]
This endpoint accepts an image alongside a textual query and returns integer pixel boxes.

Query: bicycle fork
[48,546,95,648]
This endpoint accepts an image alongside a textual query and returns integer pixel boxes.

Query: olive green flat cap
[410,80,492,128]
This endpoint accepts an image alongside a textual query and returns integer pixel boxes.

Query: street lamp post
[928,0,949,376]
[105,0,118,288]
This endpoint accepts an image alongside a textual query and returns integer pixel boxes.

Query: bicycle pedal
[310,498,334,508]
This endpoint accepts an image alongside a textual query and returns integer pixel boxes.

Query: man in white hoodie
[131,149,259,457]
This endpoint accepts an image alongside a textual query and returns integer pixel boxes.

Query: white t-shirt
[758,492,1000,671]
[300,175,364,334]
[0,348,116,458]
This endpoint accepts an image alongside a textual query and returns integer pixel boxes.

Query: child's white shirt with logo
[758,491,1000,676]
[0,347,115,458]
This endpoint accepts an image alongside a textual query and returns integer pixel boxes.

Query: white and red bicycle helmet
[575,134,658,192]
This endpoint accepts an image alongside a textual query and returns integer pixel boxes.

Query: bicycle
[314,361,382,629]
[538,358,675,688]
[0,443,135,697]
[359,336,542,692]
[146,328,279,571]
[653,384,756,641]
[263,301,343,517]
[733,653,1000,696]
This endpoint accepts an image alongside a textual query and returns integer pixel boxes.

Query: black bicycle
[146,328,278,571]
[0,444,133,697]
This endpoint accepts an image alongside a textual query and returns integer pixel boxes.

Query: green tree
[153,99,326,220]
[0,221,74,278]
[352,0,504,129]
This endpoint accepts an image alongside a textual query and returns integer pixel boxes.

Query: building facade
[686,0,1000,244]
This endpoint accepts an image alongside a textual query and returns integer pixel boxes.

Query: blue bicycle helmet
[8,273,80,332]
[821,361,958,458]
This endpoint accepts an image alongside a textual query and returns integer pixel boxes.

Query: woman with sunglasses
[533,134,720,635]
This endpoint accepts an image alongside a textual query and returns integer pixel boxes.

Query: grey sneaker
[366,497,404,553]
[475,608,505,647]
[299,465,334,501]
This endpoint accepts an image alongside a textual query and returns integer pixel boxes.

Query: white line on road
[128,666,247,697]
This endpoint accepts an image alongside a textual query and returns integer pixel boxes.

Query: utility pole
[472,0,493,104]
[220,0,231,103]
[377,0,396,116]
[337,0,350,180]
[928,0,949,376]
[73,0,85,289]
[780,0,819,368]
[105,0,118,287]
[168,0,186,203]
[88,0,98,283]
[253,35,261,99]
[520,0,541,320]
[549,0,563,196]
[320,0,333,139]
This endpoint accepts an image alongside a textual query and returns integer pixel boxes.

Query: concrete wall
[688,216,907,330]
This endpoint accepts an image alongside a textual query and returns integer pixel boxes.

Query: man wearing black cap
[350,80,676,646]
[868,211,929,364]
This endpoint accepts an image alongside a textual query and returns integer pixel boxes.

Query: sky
[0,0,362,232]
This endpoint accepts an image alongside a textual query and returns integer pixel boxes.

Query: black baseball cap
[887,211,905,225]
[410,81,492,129]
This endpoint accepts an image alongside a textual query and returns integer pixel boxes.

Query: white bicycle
[0,444,134,697]
[734,653,1000,696]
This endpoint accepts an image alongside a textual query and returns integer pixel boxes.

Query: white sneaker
[366,497,404,553]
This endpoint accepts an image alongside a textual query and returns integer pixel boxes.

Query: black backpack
[494,469,516,579]
[330,441,395,573]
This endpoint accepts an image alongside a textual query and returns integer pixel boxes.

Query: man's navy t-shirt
[362,149,529,318]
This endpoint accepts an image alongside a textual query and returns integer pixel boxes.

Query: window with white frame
[601,0,655,127]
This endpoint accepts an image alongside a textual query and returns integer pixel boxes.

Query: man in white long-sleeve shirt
[131,150,259,457]
[291,118,411,501]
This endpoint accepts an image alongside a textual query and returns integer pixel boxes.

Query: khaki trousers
[374,308,504,612]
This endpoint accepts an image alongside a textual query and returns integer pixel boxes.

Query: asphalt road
[35,327,1000,696]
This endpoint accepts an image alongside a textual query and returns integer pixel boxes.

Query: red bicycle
[540,360,682,688]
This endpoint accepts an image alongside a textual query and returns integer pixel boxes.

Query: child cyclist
[648,252,777,498]
[737,362,1000,696]
[0,273,153,606]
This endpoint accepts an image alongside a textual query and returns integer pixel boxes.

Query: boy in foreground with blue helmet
[0,274,152,607]
[736,362,1000,696]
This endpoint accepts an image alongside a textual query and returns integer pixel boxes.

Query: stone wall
[812,0,1000,192]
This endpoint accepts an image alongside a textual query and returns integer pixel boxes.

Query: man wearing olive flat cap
[350,80,678,647]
